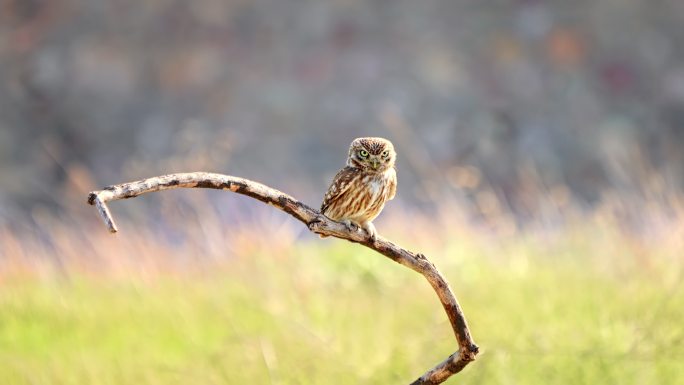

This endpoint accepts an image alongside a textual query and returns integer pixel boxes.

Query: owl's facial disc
[347,137,395,170]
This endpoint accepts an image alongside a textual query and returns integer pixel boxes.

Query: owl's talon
[342,219,359,232]
[361,222,377,241]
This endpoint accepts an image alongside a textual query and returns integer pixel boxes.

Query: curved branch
[87,172,478,384]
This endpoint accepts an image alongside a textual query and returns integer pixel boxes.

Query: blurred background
[1,1,683,384]
[2,0,684,222]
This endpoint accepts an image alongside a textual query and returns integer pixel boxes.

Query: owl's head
[347,137,396,172]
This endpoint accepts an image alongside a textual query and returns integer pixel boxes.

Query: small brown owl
[321,137,397,240]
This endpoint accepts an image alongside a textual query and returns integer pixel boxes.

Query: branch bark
[87,172,479,383]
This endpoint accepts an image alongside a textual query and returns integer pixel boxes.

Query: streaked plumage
[321,137,397,240]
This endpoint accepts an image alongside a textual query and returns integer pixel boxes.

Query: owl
[320,137,397,240]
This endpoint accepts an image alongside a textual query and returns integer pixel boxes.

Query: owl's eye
[359,149,369,158]
[381,150,389,157]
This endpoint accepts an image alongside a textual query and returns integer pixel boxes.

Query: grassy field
[1,206,683,384]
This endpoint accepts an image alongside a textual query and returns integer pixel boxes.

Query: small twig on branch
[87,172,478,384]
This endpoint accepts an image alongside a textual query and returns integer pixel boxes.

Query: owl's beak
[371,159,380,169]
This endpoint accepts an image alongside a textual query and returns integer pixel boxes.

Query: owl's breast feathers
[321,166,397,222]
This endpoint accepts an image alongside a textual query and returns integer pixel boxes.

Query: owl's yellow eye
[381,150,389,157]
[359,149,369,158]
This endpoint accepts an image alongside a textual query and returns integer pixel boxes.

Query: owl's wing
[320,167,359,214]
[387,168,397,201]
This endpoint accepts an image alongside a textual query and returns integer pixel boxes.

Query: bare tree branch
[87,172,479,384]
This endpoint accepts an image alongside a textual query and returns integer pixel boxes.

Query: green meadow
[1,208,683,385]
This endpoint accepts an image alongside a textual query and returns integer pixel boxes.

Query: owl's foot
[361,221,377,242]
[341,219,359,233]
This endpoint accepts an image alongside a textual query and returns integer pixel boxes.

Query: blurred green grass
[1,217,683,385]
